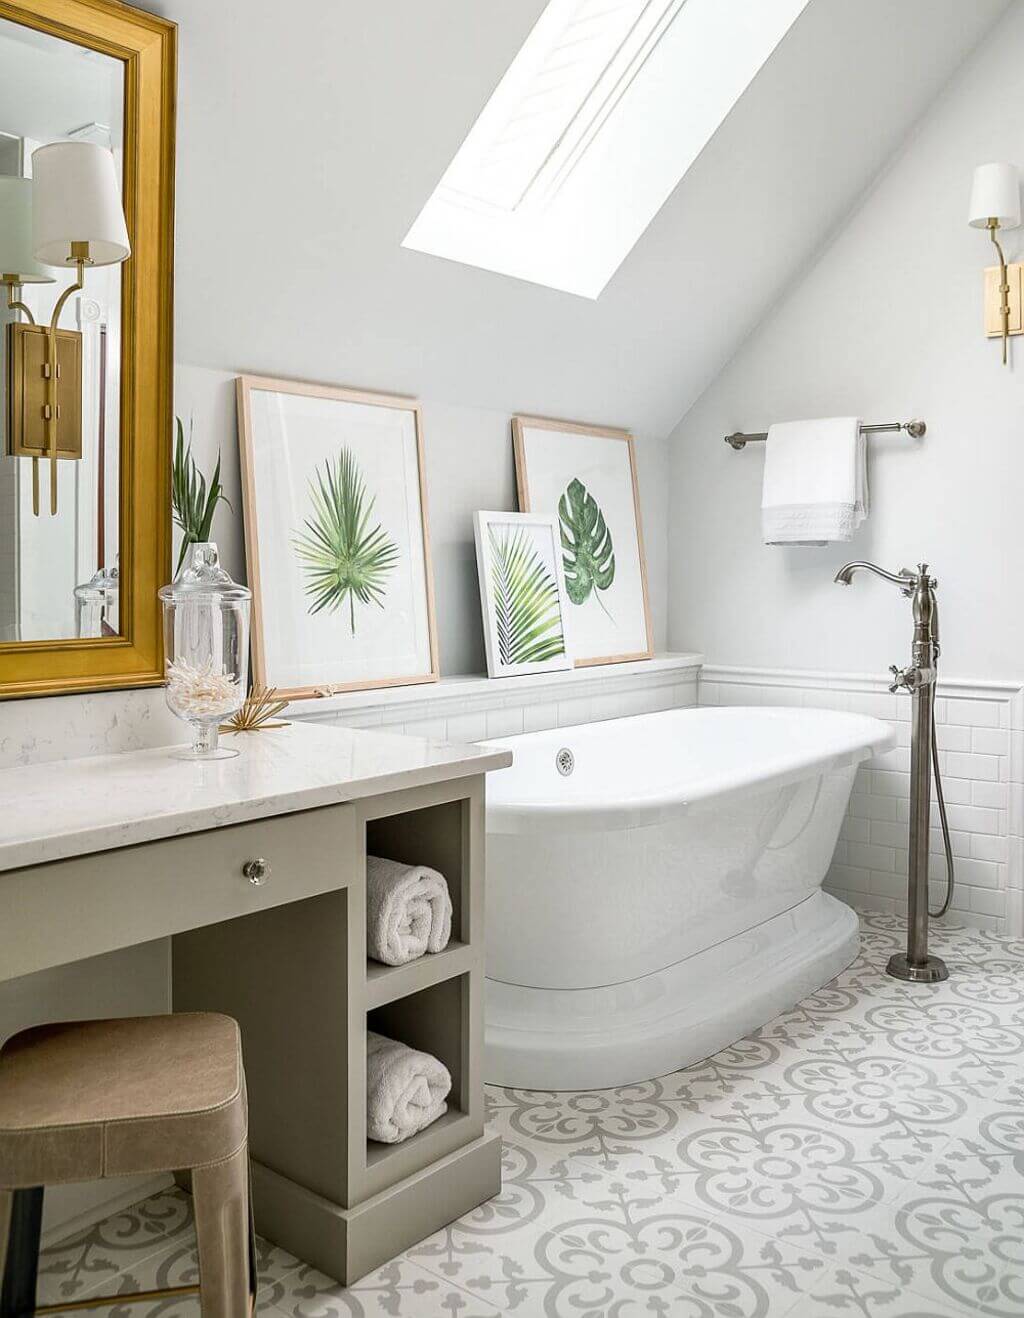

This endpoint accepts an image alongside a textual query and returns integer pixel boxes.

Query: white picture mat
[246,387,433,690]
[518,424,649,662]
[474,511,573,678]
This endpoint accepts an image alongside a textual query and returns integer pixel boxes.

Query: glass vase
[158,542,251,760]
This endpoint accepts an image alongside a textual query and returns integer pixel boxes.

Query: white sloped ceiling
[162,0,1010,437]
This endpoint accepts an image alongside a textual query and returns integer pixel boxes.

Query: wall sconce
[968,161,1021,366]
[5,141,130,517]
[0,177,57,510]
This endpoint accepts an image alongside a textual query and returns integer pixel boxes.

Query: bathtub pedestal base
[485,892,858,1091]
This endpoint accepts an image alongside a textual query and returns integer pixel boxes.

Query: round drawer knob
[242,858,270,886]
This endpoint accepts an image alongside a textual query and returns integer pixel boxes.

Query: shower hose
[929,680,955,918]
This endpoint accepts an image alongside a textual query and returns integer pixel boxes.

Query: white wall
[667,0,1024,683]
[666,2,1024,937]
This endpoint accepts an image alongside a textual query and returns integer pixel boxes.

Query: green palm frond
[489,525,566,667]
[293,448,399,633]
[172,416,232,573]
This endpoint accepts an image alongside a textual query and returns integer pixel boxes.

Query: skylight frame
[404,0,812,298]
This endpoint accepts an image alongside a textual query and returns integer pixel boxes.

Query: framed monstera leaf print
[512,416,653,667]
[474,512,574,679]
[237,376,438,698]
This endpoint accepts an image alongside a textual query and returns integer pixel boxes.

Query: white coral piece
[166,657,241,720]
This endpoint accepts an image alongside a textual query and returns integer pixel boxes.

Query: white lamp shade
[31,141,130,267]
[0,177,55,283]
[968,162,1021,229]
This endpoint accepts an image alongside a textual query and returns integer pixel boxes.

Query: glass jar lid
[74,562,119,603]
[158,542,251,605]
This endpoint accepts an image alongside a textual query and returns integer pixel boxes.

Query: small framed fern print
[473,512,574,679]
[236,375,438,699]
[512,415,653,667]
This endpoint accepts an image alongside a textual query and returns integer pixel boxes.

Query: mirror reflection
[0,17,124,642]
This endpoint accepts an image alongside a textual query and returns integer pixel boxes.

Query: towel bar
[724,419,926,451]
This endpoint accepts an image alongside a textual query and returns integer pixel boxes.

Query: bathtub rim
[484,706,894,834]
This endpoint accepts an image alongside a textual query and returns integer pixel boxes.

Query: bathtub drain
[556,748,575,777]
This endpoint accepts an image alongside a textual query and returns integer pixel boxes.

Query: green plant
[489,524,566,666]
[558,477,615,615]
[171,416,231,573]
[293,448,399,632]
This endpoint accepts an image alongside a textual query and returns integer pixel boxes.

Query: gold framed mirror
[0,0,174,698]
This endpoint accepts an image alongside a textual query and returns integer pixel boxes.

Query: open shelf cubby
[366,797,467,946]
[366,971,470,1167]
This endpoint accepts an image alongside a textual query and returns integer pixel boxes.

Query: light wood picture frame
[513,415,653,667]
[473,511,574,679]
[237,375,439,699]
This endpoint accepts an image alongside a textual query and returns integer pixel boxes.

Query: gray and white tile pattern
[36,913,1024,1316]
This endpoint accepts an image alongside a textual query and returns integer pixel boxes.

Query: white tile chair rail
[33,911,1024,1318]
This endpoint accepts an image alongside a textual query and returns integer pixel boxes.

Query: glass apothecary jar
[158,542,251,759]
[74,562,119,638]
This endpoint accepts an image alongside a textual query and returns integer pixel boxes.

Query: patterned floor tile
[658,1203,828,1318]
[39,1208,300,1317]
[75,1236,200,1317]
[416,1178,828,1318]
[787,1263,973,1317]
[266,1257,501,1317]
[36,1194,193,1307]
[404,1136,619,1309]
[36,913,1024,1318]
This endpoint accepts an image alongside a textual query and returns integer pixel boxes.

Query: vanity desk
[0,722,511,1284]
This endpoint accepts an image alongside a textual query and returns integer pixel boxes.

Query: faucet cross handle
[889,664,919,694]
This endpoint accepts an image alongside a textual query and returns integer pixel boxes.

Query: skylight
[403,0,811,298]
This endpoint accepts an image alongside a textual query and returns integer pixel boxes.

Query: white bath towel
[366,1031,451,1144]
[761,417,868,545]
[366,855,453,966]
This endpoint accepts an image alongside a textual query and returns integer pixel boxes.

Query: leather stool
[0,1013,255,1316]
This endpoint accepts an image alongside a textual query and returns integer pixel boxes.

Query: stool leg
[1,1188,43,1318]
[247,1167,257,1311]
[192,1145,251,1318]
[0,1193,9,1292]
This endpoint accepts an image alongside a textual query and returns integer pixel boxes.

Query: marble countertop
[0,722,511,872]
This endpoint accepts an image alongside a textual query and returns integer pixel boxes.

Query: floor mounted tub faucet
[834,561,952,982]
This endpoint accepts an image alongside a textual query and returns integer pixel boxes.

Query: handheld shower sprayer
[834,561,953,983]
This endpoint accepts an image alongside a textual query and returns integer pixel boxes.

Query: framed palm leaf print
[512,415,653,667]
[237,375,438,699]
[474,512,574,678]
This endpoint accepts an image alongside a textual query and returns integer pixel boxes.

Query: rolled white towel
[366,1031,451,1144]
[366,855,452,966]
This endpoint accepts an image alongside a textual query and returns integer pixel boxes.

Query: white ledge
[286,653,703,721]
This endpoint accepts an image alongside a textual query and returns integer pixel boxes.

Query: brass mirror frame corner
[0,0,176,700]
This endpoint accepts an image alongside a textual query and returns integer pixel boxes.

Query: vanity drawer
[0,804,357,982]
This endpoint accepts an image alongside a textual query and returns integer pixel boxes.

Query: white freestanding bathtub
[483,706,894,1090]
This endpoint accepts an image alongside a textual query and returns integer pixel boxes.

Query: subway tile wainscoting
[700,667,1024,937]
[285,653,702,741]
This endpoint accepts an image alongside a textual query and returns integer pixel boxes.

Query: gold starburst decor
[220,685,290,734]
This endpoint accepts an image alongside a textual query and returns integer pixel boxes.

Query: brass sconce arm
[4,281,36,325]
[988,218,1011,366]
[38,255,86,516]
